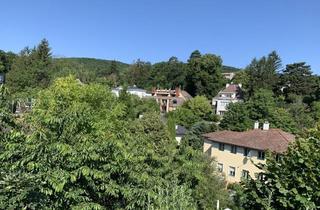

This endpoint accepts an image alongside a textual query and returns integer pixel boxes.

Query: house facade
[112,86,151,98]
[175,125,187,144]
[152,88,192,112]
[212,84,243,116]
[203,122,295,183]
[222,72,235,80]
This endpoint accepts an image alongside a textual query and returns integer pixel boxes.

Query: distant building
[152,88,192,112]
[175,125,187,144]
[212,84,243,116]
[13,98,35,115]
[222,72,236,80]
[203,122,295,183]
[0,73,5,84]
[111,86,152,98]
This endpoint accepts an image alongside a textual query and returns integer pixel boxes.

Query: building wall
[203,139,265,183]
[213,99,240,115]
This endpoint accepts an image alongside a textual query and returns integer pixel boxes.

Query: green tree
[220,102,253,131]
[171,96,216,128]
[126,59,151,88]
[36,38,52,66]
[182,121,217,150]
[186,51,225,98]
[281,62,317,97]
[6,40,53,93]
[238,126,320,209]
[245,51,281,97]
[150,57,187,89]
[221,89,298,133]
[0,50,16,73]
[0,76,233,209]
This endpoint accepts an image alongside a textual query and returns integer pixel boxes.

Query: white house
[112,86,152,98]
[212,84,243,116]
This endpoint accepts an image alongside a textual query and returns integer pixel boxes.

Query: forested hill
[222,65,241,72]
[53,57,129,73]
[54,57,240,73]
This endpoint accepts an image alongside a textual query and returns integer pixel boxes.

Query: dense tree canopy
[235,125,320,209]
[0,77,232,209]
[186,51,225,98]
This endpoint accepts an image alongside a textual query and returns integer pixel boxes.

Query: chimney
[226,84,230,88]
[254,121,259,129]
[175,87,180,97]
[263,121,269,131]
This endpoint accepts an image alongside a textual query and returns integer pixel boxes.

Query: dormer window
[258,151,265,160]
[244,148,251,157]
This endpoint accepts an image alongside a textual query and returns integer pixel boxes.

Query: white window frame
[217,163,223,172]
[229,166,236,177]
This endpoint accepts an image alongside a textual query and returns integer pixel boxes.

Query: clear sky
[1,0,319,72]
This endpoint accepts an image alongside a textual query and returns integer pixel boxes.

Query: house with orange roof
[212,83,243,116]
[202,121,295,182]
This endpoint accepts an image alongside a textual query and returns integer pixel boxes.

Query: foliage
[181,121,217,150]
[125,59,152,89]
[52,58,128,86]
[281,62,317,97]
[171,96,216,128]
[237,126,320,209]
[150,56,187,89]
[186,50,225,98]
[118,88,159,120]
[220,102,253,131]
[6,39,52,94]
[0,50,16,73]
[221,89,298,133]
[244,51,281,97]
[0,77,232,209]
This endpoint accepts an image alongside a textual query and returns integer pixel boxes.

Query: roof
[112,86,147,92]
[181,90,192,100]
[221,84,241,93]
[176,125,187,136]
[203,129,295,153]
[127,86,147,92]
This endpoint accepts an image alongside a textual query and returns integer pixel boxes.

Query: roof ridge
[276,129,290,143]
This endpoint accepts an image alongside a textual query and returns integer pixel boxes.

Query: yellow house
[202,122,295,183]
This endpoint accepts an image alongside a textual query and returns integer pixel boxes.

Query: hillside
[54,57,240,74]
[53,57,129,72]
[222,65,241,73]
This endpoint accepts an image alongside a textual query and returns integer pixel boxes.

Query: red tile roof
[221,84,241,93]
[203,129,295,153]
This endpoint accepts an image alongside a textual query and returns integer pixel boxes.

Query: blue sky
[1,0,319,72]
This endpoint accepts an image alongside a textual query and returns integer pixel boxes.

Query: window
[229,166,236,177]
[219,143,225,151]
[172,99,177,104]
[258,151,265,160]
[231,145,237,154]
[221,101,230,106]
[217,163,223,172]
[258,173,266,181]
[219,111,225,116]
[205,146,212,157]
[242,170,249,179]
[244,148,251,157]
[276,154,282,162]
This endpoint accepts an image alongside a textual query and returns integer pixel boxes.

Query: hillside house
[222,72,236,80]
[175,125,187,144]
[152,88,192,112]
[112,86,151,98]
[212,84,243,116]
[203,122,295,183]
